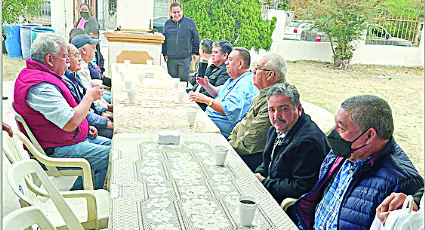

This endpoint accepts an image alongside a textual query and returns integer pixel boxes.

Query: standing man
[162,2,200,83]
[291,95,424,230]
[13,33,110,190]
[189,47,259,138]
[228,52,287,171]
[254,83,329,204]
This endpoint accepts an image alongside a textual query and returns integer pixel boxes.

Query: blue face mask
[327,129,369,158]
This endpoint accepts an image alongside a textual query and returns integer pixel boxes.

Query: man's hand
[106,121,113,129]
[102,112,113,121]
[86,86,104,102]
[2,122,13,137]
[376,192,419,224]
[255,173,265,182]
[88,126,98,139]
[107,103,113,112]
[192,54,199,63]
[163,55,168,62]
[196,75,209,87]
[188,92,210,104]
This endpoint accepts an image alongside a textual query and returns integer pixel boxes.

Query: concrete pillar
[117,0,154,30]
[51,0,73,39]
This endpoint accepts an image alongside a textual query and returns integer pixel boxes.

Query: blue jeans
[52,136,111,190]
[103,91,111,104]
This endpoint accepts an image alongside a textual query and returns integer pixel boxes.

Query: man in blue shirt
[189,47,258,138]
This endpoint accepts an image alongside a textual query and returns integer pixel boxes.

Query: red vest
[14,59,89,149]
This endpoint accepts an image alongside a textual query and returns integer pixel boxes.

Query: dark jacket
[254,112,329,204]
[294,139,424,230]
[189,63,229,111]
[161,16,200,59]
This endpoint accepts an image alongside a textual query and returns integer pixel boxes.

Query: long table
[109,132,297,229]
[108,63,297,229]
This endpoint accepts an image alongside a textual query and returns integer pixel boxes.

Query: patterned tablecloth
[108,132,297,230]
[111,64,220,133]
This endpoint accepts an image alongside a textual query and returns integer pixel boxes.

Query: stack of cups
[238,196,257,227]
[214,145,228,166]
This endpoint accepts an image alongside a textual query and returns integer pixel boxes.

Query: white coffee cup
[90,79,103,88]
[127,89,137,104]
[138,72,146,84]
[146,59,153,65]
[124,80,133,90]
[179,81,188,90]
[176,91,185,103]
[238,196,257,227]
[215,145,228,166]
[120,71,127,81]
[186,108,197,126]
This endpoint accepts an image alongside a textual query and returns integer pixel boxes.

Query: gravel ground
[3,55,424,176]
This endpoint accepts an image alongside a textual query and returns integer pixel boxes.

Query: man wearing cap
[13,33,110,190]
[71,34,112,111]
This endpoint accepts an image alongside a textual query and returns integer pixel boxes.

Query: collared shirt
[26,82,75,129]
[77,61,108,109]
[228,83,282,155]
[205,71,258,138]
[314,157,371,230]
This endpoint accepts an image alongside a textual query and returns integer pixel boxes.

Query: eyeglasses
[253,66,272,72]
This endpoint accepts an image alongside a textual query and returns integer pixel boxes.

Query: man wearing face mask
[253,83,329,204]
[289,95,423,230]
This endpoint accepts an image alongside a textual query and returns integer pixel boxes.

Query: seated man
[188,40,232,111]
[291,95,424,230]
[188,38,213,86]
[228,52,287,171]
[63,43,113,138]
[254,83,329,204]
[13,33,111,190]
[189,47,259,138]
[71,34,113,111]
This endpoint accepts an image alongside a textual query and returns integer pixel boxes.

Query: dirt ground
[2,55,424,176]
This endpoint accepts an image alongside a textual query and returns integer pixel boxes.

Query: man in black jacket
[188,40,232,110]
[254,83,329,204]
[162,3,200,83]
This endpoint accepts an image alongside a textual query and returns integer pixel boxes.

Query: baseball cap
[71,34,99,49]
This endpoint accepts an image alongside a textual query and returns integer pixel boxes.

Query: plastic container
[3,25,22,58]
[30,27,55,44]
[20,24,41,59]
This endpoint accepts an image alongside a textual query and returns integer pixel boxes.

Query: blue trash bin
[3,25,22,58]
[30,27,55,45]
[20,24,41,59]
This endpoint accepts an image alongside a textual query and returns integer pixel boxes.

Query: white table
[108,132,298,229]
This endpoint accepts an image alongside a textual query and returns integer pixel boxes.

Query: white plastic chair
[9,101,94,190]
[7,159,110,229]
[3,206,57,230]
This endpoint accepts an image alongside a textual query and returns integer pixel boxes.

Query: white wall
[117,0,154,29]
[272,40,424,67]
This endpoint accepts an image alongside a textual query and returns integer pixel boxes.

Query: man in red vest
[13,33,110,190]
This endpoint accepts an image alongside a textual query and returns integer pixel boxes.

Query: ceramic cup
[172,78,180,89]
[238,196,257,227]
[146,59,153,65]
[214,145,228,166]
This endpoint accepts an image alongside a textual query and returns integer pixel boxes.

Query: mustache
[274,118,286,123]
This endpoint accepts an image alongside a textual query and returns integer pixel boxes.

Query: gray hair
[200,38,213,54]
[341,95,393,140]
[267,83,300,107]
[31,33,67,64]
[262,52,287,82]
